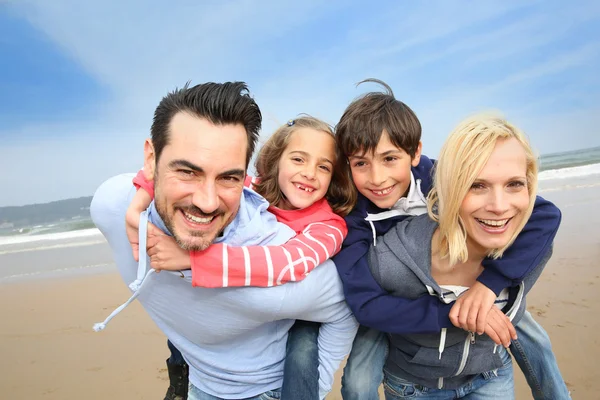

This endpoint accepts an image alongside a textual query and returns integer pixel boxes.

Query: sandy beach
[1,175,599,399]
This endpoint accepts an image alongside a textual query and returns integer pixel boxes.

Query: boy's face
[348,131,422,209]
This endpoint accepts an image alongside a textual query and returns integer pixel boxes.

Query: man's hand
[146,226,191,271]
[483,306,517,347]
[449,281,497,334]
[125,188,153,261]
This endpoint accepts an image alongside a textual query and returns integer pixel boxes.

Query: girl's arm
[131,170,348,288]
[190,217,347,287]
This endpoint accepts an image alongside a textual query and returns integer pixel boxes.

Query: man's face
[145,112,247,251]
[348,131,422,209]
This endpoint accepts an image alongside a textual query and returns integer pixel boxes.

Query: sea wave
[0,228,103,246]
[539,163,600,181]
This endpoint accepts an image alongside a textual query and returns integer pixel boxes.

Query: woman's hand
[146,226,191,271]
[125,188,153,261]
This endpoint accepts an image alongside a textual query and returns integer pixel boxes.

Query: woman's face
[459,137,531,257]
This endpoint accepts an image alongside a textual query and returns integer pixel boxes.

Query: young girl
[126,116,356,400]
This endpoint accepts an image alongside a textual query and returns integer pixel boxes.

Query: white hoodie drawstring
[368,220,377,247]
[129,210,149,291]
[93,210,155,332]
[438,328,447,360]
[93,268,155,331]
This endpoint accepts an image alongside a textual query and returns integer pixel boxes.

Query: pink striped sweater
[132,171,348,288]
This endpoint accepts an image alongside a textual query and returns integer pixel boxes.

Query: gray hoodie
[368,213,551,390]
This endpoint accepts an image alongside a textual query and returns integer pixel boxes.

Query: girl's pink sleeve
[132,169,155,199]
[190,215,348,288]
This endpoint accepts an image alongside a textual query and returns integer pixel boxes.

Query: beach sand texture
[1,175,599,399]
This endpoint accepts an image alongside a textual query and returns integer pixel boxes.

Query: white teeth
[372,186,394,195]
[476,218,509,227]
[295,183,314,192]
[184,212,214,224]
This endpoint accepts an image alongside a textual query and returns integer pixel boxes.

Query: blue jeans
[188,385,281,400]
[282,324,388,400]
[382,348,514,399]
[510,311,570,400]
[281,321,321,400]
[167,339,187,366]
[341,325,389,400]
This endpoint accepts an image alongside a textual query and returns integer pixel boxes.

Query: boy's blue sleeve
[333,212,454,334]
[477,195,562,295]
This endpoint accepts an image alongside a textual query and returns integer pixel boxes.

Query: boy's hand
[449,281,497,334]
[147,226,191,271]
[125,188,153,261]
[483,306,517,347]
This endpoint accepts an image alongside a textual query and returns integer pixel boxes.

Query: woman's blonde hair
[427,113,538,265]
[253,115,356,216]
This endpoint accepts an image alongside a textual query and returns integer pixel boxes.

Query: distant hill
[0,196,93,229]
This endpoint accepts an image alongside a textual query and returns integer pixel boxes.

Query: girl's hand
[146,226,191,271]
[125,188,153,261]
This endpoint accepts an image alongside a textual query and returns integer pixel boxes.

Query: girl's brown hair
[253,115,356,216]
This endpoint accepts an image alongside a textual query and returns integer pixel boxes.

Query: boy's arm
[334,213,454,334]
[477,195,562,294]
[190,217,347,287]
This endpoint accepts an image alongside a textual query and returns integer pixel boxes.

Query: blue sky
[1,0,599,206]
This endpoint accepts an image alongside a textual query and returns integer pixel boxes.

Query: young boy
[328,79,569,400]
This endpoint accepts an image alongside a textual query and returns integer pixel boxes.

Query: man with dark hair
[91,82,357,400]
[150,81,263,400]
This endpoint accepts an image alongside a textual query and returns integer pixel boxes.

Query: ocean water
[539,146,600,171]
[1,147,600,250]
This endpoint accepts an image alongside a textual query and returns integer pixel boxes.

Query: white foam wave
[539,163,600,181]
[0,228,103,246]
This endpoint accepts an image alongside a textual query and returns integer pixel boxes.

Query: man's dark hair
[336,78,421,158]
[151,82,262,166]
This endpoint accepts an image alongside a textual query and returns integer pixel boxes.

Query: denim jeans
[510,311,571,400]
[341,325,389,400]
[281,320,321,400]
[188,385,281,400]
[382,347,514,399]
[167,339,187,366]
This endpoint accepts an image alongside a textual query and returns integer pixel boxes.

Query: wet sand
[1,177,599,399]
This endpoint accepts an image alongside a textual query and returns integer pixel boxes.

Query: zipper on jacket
[455,334,471,376]
[470,331,476,344]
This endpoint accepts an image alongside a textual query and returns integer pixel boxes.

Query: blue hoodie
[91,174,358,399]
[332,155,562,334]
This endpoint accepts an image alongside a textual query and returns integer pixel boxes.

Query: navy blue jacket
[332,155,562,334]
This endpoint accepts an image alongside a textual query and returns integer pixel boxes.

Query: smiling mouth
[182,210,215,225]
[371,185,395,196]
[294,183,315,193]
[475,217,512,229]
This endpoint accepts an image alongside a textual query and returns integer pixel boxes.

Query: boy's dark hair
[336,78,421,158]
[151,81,262,167]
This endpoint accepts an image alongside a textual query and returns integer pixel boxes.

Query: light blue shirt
[91,174,358,399]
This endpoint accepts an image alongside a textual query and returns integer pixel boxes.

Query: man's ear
[411,141,423,167]
[143,139,156,181]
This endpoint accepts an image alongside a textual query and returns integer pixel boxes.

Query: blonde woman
[367,114,563,399]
